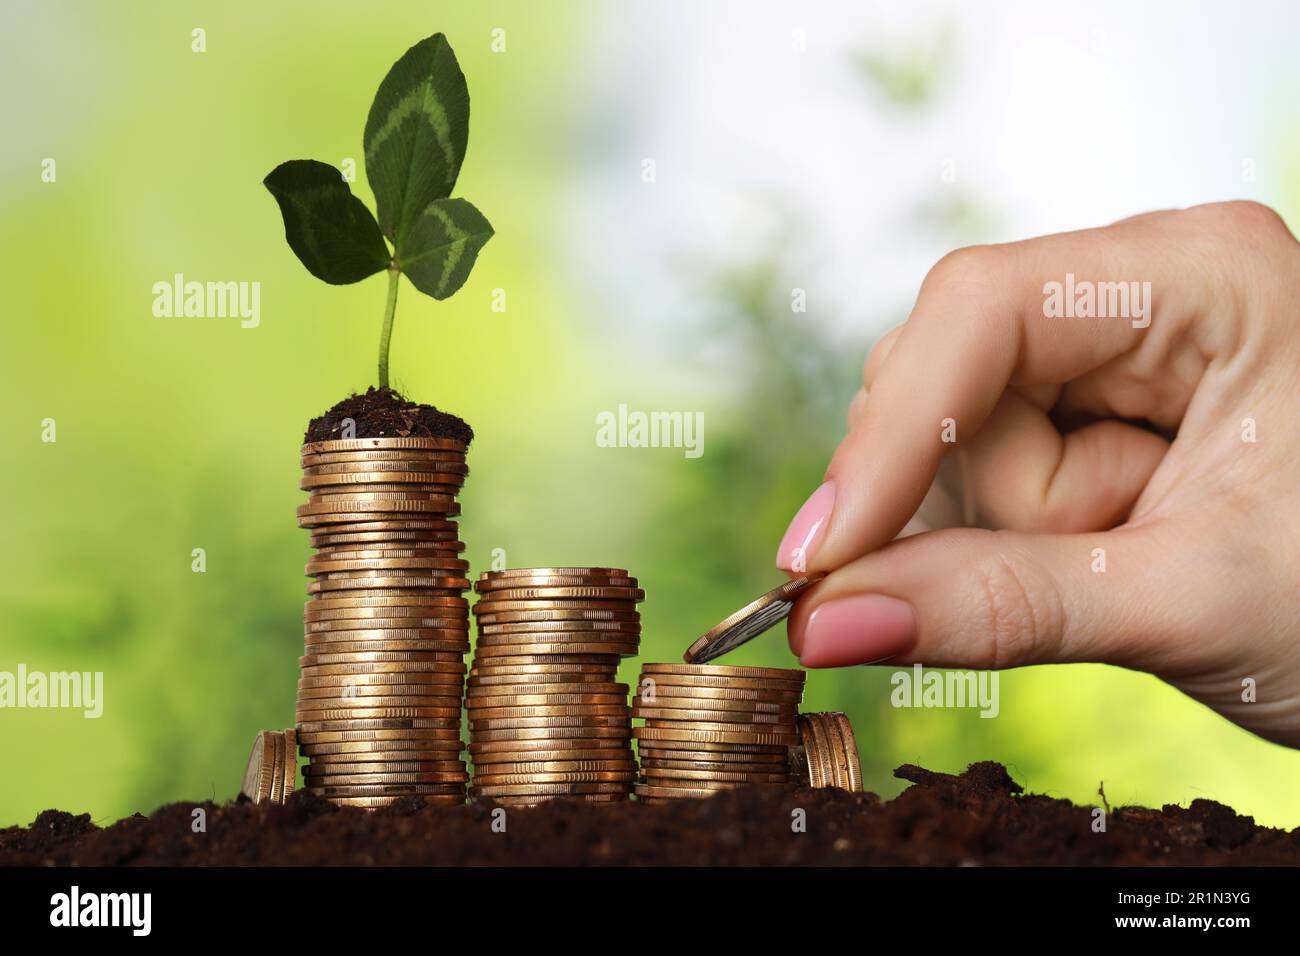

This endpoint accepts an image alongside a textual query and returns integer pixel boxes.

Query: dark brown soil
[304,386,473,445]
[3,763,1297,866]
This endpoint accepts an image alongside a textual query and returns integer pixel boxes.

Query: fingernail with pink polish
[776,481,835,572]
[799,595,916,668]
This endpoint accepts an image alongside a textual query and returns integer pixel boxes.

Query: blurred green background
[3,0,1299,829]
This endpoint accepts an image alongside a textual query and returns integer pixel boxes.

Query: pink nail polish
[776,481,835,572]
[799,595,916,668]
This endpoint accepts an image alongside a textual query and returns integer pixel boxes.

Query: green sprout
[265,33,493,388]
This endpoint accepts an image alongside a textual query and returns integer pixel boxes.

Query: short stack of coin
[632,663,804,801]
[295,436,472,808]
[790,712,863,791]
[466,568,642,805]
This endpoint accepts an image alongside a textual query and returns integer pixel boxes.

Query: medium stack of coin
[632,663,804,801]
[790,712,863,791]
[466,568,642,805]
[295,437,472,808]
[240,729,298,804]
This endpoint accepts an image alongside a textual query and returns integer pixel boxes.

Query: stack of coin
[790,712,864,791]
[632,663,804,801]
[295,437,472,808]
[466,568,642,805]
[240,729,298,804]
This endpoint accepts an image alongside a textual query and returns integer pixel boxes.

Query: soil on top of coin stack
[305,387,474,445]
[5,762,1299,866]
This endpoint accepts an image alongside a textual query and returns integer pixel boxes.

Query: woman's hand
[777,201,1300,746]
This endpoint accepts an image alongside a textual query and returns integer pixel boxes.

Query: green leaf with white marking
[398,198,493,300]
[264,160,390,284]
[364,33,470,251]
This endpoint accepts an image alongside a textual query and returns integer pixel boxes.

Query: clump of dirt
[3,763,1297,866]
[304,386,473,445]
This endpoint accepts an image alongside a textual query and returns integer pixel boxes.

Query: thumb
[787,524,1192,673]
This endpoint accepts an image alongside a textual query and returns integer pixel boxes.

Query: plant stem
[377,266,401,389]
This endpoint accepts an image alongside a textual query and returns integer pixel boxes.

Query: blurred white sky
[568,0,1300,351]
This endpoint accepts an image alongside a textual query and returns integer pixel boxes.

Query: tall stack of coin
[295,436,472,808]
[466,568,641,804]
[632,663,804,801]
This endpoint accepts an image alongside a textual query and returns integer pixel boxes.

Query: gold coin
[306,557,470,573]
[640,757,788,772]
[295,697,463,712]
[268,732,287,804]
[308,515,457,530]
[633,702,796,721]
[303,756,464,770]
[471,771,635,786]
[300,449,466,466]
[637,716,798,735]
[295,702,462,717]
[799,713,831,788]
[466,674,619,689]
[469,657,618,671]
[298,510,459,529]
[298,494,457,513]
[304,771,468,786]
[305,606,466,623]
[465,693,628,709]
[468,714,630,730]
[469,759,634,774]
[298,669,463,686]
[299,511,460,529]
[633,673,804,693]
[641,663,806,682]
[635,739,789,755]
[301,740,463,756]
[301,471,464,489]
[475,794,628,806]
[299,651,464,666]
[474,629,640,644]
[634,726,798,746]
[475,634,642,650]
[635,682,804,704]
[474,575,638,591]
[281,729,298,798]
[307,482,464,497]
[301,437,466,454]
[296,726,464,742]
[302,457,468,473]
[642,766,789,784]
[469,726,629,743]
[309,784,467,797]
[301,641,469,657]
[312,533,462,548]
[469,782,630,797]
[325,795,465,808]
[301,662,466,678]
[834,712,864,792]
[632,692,798,715]
[305,592,468,609]
[471,599,637,613]
[469,747,631,763]
[240,731,277,803]
[682,574,826,665]
[473,642,637,658]
[467,704,629,719]
[633,783,736,799]
[306,621,468,636]
[475,620,641,635]
[479,567,629,579]
[473,609,640,624]
[306,548,465,563]
[474,586,644,602]
[636,745,790,762]
[297,684,463,701]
